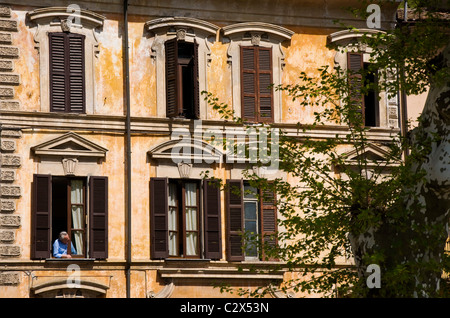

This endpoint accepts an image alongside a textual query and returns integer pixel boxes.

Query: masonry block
[0,215,21,227]
[0,60,13,71]
[0,19,17,32]
[0,73,19,85]
[1,170,15,182]
[0,86,14,98]
[0,272,20,285]
[0,185,22,198]
[0,199,15,212]
[0,245,20,257]
[0,230,14,242]
[1,154,21,167]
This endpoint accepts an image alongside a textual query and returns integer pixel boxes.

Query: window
[347,52,380,127]
[27,7,105,114]
[225,180,277,261]
[241,46,274,123]
[49,32,86,113]
[150,178,221,260]
[168,180,200,257]
[222,22,294,124]
[51,177,86,257]
[145,17,220,119]
[165,38,199,119]
[31,174,108,259]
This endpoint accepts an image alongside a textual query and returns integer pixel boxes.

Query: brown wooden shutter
[257,47,274,123]
[49,32,85,113]
[165,38,179,118]
[89,176,108,259]
[347,52,364,120]
[193,40,200,119]
[68,33,85,113]
[150,178,169,259]
[203,179,222,260]
[49,33,67,113]
[31,174,52,260]
[259,185,278,261]
[241,47,257,122]
[226,179,244,261]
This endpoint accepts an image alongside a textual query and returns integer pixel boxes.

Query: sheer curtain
[185,183,197,256]
[70,180,83,255]
[168,183,178,256]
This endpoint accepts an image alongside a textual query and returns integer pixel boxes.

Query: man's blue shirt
[53,239,77,258]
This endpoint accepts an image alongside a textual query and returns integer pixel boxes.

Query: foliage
[202,0,449,298]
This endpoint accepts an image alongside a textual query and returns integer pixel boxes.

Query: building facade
[0,0,407,298]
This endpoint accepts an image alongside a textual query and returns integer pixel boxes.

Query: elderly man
[53,231,77,258]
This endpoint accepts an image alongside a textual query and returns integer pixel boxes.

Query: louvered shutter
[347,52,364,121]
[257,47,273,122]
[49,32,85,113]
[193,40,200,119]
[165,38,179,118]
[31,174,52,260]
[49,33,67,112]
[89,176,108,259]
[68,33,85,113]
[226,179,244,261]
[259,186,278,261]
[203,179,222,260]
[241,47,257,121]
[150,178,169,259]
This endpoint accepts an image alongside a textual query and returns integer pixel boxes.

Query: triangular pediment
[32,132,108,158]
[341,143,393,166]
[148,138,224,163]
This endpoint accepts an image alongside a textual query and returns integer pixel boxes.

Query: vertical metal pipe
[123,0,132,298]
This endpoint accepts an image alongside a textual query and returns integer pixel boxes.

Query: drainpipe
[123,0,132,298]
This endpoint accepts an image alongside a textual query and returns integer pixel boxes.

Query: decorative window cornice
[327,28,386,48]
[26,6,105,29]
[145,17,220,37]
[223,22,294,42]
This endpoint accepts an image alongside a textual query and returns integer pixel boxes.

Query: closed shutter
[49,33,67,112]
[68,33,85,113]
[193,40,200,119]
[241,47,257,121]
[259,186,278,261]
[31,174,52,260]
[89,176,108,259]
[258,47,273,122]
[203,179,222,260]
[150,178,169,259]
[226,179,244,261]
[165,38,179,118]
[347,52,364,121]
[49,32,85,113]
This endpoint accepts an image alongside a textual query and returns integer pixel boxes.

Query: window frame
[31,174,108,260]
[27,7,105,114]
[49,32,86,114]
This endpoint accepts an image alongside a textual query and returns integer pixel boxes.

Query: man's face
[61,234,70,244]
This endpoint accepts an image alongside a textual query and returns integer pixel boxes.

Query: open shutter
[257,47,273,123]
[89,176,108,259]
[241,47,257,122]
[49,33,67,112]
[347,52,364,121]
[259,185,278,261]
[193,40,200,119]
[68,33,85,113]
[150,178,169,259]
[226,179,244,261]
[203,179,222,260]
[165,38,179,118]
[31,174,52,259]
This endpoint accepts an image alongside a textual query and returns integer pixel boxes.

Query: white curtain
[70,180,83,255]
[185,183,198,256]
[168,184,178,256]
